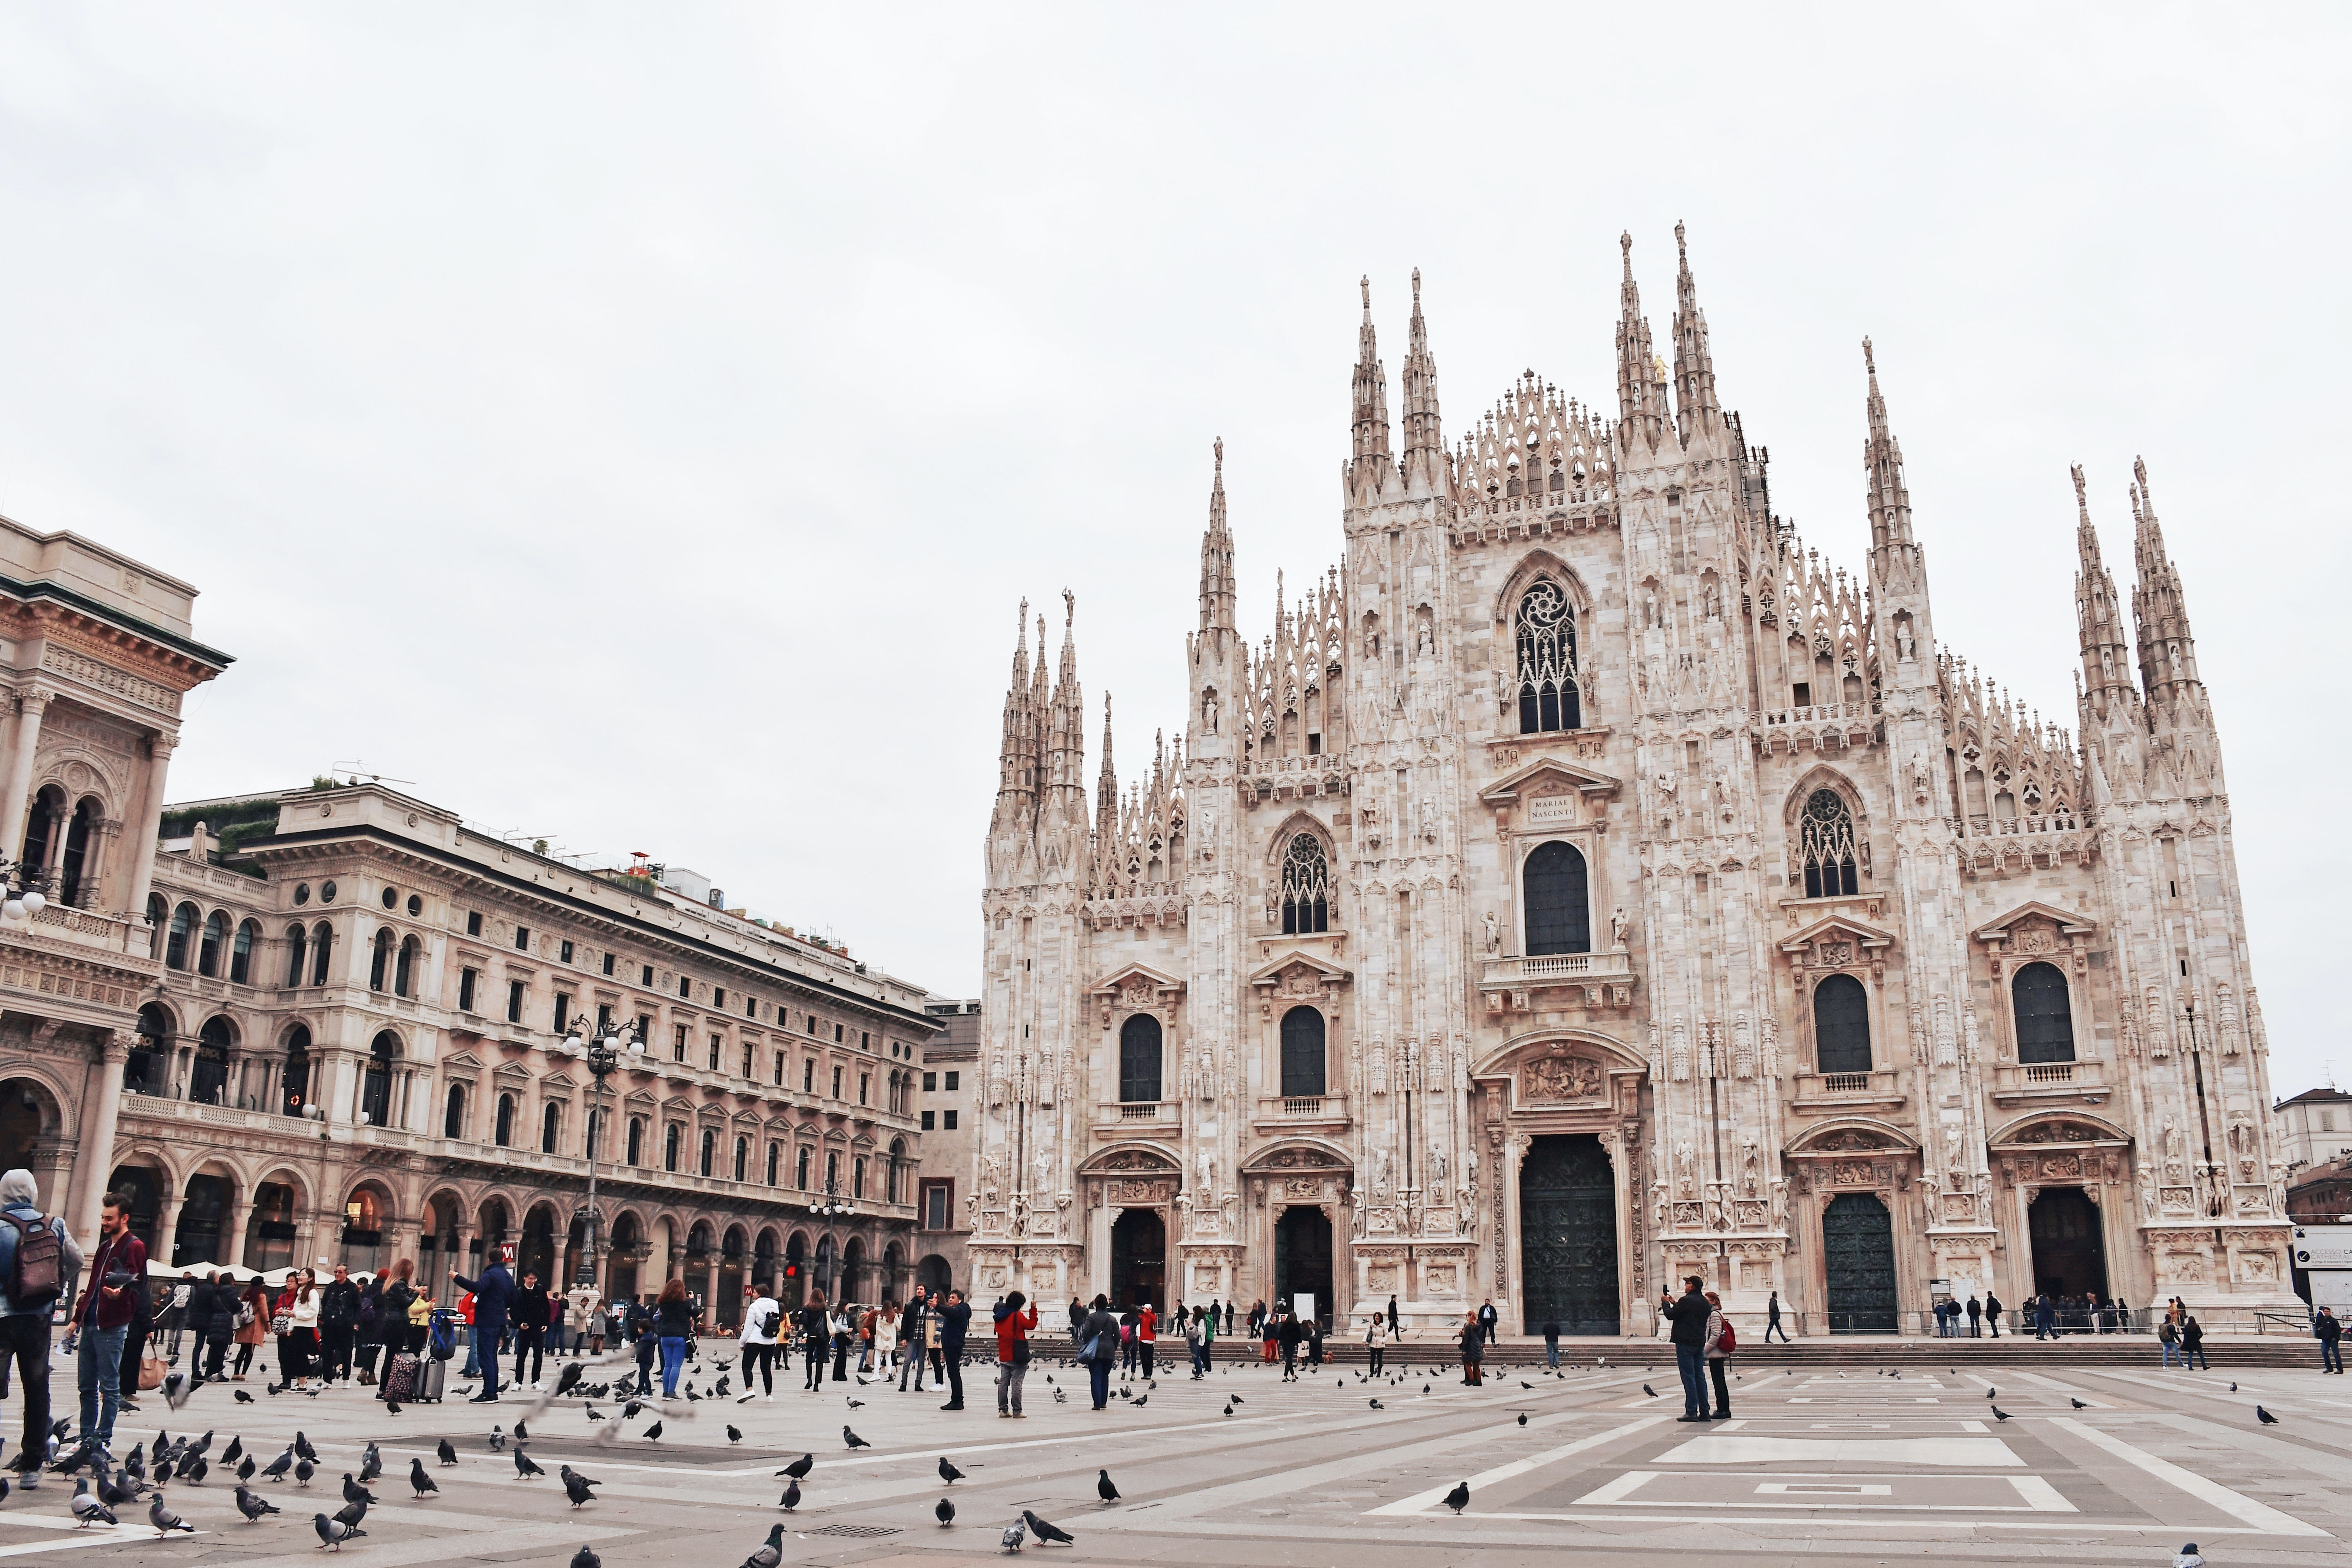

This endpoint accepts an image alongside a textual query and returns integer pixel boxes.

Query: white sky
[0,7,2343,1095]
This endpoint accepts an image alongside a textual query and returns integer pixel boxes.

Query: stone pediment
[443,1051,483,1072]
[1077,1143,1181,1176]
[1090,963,1185,1013]
[538,1072,577,1094]
[492,1061,533,1084]
[1973,900,2097,944]
[1239,1138,1351,1174]
[1786,1117,1920,1156]
[622,1087,657,1109]
[659,1094,694,1116]
[1988,1110,2132,1148]
[1477,755,1623,806]
[1777,911,1896,962]
[1247,950,1353,994]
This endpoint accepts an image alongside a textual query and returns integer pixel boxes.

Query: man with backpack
[0,1169,78,1487]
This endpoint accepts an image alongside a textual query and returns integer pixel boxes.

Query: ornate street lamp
[564,1017,645,1289]
[0,858,51,923]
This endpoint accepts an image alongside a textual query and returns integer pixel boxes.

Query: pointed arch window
[1799,789,1859,898]
[1515,577,1581,734]
[1279,833,1329,935]
[2012,961,2076,1065]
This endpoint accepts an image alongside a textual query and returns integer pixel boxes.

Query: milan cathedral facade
[971,227,2294,1336]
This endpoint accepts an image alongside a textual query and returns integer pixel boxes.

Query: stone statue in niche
[1483,911,1500,955]
[1896,621,1916,660]
[1909,754,1932,806]
[1740,1138,1760,1195]
[1612,906,1630,950]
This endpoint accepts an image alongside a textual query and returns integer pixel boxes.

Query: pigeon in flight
[740,1522,787,1568]
[939,1457,965,1484]
[1001,1518,1027,1553]
[1443,1481,1470,1514]
[313,1513,366,1552]
[410,1457,439,1497]
[1096,1470,1119,1504]
[149,1492,196,1536]
[1022,1508,1075,1546]
[778,1477,800,1511]
[844,1425,871,1449]
[2257,1405,2280,1425]
[234,1483,278,1520]
[936,1496,956,1526]
[779,1454,814,1480]
[556,1363,584,1397]
[437,1438,459,1466]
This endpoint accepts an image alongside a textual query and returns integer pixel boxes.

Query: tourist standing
[1137,1300,1157,1380]
[1703,1290,1734,1419]
[1363,1310,1386,1375]
[0,1168,77,1486]
[449,1253,516,1402]
[319,1264,359,1384]
[1983,1288,2003,1339]
[2316,1305,2343,1373]
[2181,1312,2208,1370]
[1542,1318,1562,1369]
[1661,1275,1712,1422]
[1079,1295,1119,1408]
[511,1271,550,1389]
[995,1290,1037,1417]
[233,1275,269,1377]
[936,1288,970,1410]
[286,1270,321,1391]
[1457,1310,1484,1386]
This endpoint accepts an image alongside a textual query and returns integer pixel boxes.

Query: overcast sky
[0,7,2343,1093]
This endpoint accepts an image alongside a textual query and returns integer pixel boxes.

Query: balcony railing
[1821,1072,1870,1094]
[1480,950,1635,987]
[1119,1102,1163,1121]
[1254,1094,1348,1124]
[2024,1063,2073,1084]
[1791,1069,1904,1108]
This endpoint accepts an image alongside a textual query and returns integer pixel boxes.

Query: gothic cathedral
[972,226,2293,1336]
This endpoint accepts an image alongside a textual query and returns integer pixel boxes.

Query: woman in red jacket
[992,1290,1038,1418]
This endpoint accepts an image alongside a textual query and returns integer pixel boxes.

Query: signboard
[1928,1277,1952,1304]
[1292,1292,1316,1322]
[1528,793,1579,829]
[499,1242,517,1266]
[2295,1227,2352,1269]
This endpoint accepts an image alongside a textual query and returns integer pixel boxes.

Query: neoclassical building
[971,231,2295,1334]
[87,782,940,1320]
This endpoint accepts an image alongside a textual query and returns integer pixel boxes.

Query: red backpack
[1716,1318,1737,1353]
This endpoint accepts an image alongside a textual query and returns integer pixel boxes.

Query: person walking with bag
[2159,1312,2181,1368]
[286,1271,322,1391]
[1704,1290,1735,1418]
[1457,1309,1484,1386]
[0,1168,78,1486]
[2181,1312,2209,1371]
[188,1270,233,1387]
[995,1289,1038,1417]
[1363,1310,1386,1375]
[798,1290,831,1393]
[740,1282,781,1400]
[232,1275,268,1378]
[1765,1290,1791,1344]
[1078,1294,1119,1408]
[2317,1304,2344,1374]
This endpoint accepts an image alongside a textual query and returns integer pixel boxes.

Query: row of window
[454,1086,909,1198]
[1808,960,2076,1073]
[1117,1007,1329,1102]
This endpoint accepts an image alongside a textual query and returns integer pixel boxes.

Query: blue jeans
[2161,1341,2180,1367]
[1545,1342,1560,1368]
[76,1323,127,1447]
[1087,1358,1111,1408]
[2323,1338,2343,1373]
[659,1336,688,1396]
[1674,1342,1707,1417]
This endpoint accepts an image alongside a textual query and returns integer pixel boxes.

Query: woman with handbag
[993,1290,1038,1418]
[287,1271,321,1391]
[1457,1309,1484,1386]
[232,1277,268,1379]
[354,1272,385,1384]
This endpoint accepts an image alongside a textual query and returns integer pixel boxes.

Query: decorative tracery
[1799,789,1859,898]
[1279,833,1330,934]
[1515,577,1581,734]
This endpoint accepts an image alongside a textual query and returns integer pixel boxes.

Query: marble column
[71,1037,130,1252]
[0,688,50,863]
[155,1189,186,1271]
[227,1199,256,1273]
[118,733,175,927]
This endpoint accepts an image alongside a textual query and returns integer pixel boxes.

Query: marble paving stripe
[1364,1416,1668,1516]
[2046,1416,2327,1536]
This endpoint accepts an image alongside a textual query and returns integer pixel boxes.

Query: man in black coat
[935,1289,970,1410]
[1660,1276,1713,1421]
[898,1287,928,1393]
[318,1266,361,1384]
[185,1272,233,1386]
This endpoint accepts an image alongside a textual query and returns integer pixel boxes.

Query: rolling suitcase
[415,1354,448,1403]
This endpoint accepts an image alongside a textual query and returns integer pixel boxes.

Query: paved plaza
[5,1344,2351,1568]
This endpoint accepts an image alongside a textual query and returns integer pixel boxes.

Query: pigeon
[149,1492,196,1536]
[1984,1388,1995,1400]
[571,1549,602,1568]
[234,1389,253,1404]
[295,1458,315,1486]
[778,1478,800,1511]
[341,1473,376,1508]
[2175,1545,2204,1568]
[515,1449,545,1478]
[780,1454,815,1480]
[1132,1393,1147,1407]
[260,1449,294,1482]
[622,1400,645,1421]
[1002,1518,1027,1553]
[1990,1405,2013,1421]
[222,1437,244,1467]
[844,1425,870,1449]
[101,1470,139,1507]
[727,1425,743,1444]
[1230,1394,1243,1405]
[1443,1481,1470,1514]
[563,1471,599,1508]
[1022,1509,1075,1546]
[1642,1384,1658,1398]
[1369,1399,1385,1410]
[2071,1398,2088,1410]
[847,1398,865,1410]
[236,1456,256,1482]
[515,1420,530,1443]
[294,1432,318,1463]
[939,1457,966,1485]
[1096,1469,1119,1504]
[2257,1405,2280,1425]
[409,1458,438,1497]
[936,1496,956,1527]
[642,1422,663,1441]
[1221,1403,1233,1417]
[313,1513,366,1551]
[740,1522,787,1568]
[71,1479,118,1528]
[585,1407,605,1421]
[437,1438,459,1466]
[1517,1413,1528,1426]
[555,1363,584,1397]
[1522,1381,1533,1390]
[234,1483,279,1521]
[686,1388,702,1402]
[490,1427,506,1452]
[332,1497,368,1530]
[2230,1383,2238,1392]
[185,1456,210,1485]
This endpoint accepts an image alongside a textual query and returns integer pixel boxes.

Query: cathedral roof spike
[1400,268,1446,494]
[1199,438,1236,638]
[1348,275,1392,501]
[1671,219,1722,448]
[1861,336,1917,564]
[2129,455,2204,710]
[1614,231,1666,452]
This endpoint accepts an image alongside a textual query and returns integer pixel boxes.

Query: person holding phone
[1660,1274,1713,1421]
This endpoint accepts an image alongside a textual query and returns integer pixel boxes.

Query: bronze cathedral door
[1517,1134,1620,1335]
